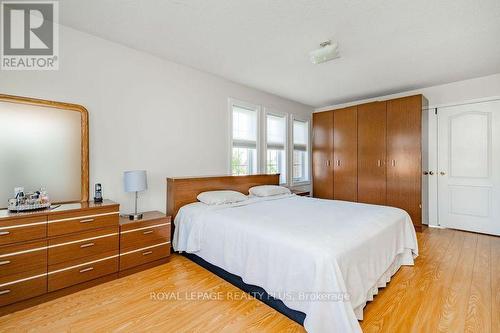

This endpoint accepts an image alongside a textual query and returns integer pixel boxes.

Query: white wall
[316,73,500,111]
[316,74,500,226]
[0,26,312,214]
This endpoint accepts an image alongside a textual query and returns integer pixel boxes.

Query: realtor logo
[1,0,59,70]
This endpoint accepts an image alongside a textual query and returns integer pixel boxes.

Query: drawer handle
[80,218,95,223]
[143,230,153,235]
[0,260,11,266]
[142,251,153,256]
[80,242,95,248]
[79,267,94,273]
[0,231,10,236]
[0,290,11,296]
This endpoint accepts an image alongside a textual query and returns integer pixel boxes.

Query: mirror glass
[0,101,82,207]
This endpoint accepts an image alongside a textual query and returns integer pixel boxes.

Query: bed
[167,174,418,333]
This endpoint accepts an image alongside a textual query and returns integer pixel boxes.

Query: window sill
[290,181,311,187]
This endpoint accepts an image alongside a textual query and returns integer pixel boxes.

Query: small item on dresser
[123,170,148,220]
[94,183,103,203]
[7,187,51,212]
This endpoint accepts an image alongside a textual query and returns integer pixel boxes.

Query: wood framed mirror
[0,94,89,207]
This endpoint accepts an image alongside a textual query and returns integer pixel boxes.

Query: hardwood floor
[0,228,498,332]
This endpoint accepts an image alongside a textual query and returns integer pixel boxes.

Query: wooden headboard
[166,174,280,221]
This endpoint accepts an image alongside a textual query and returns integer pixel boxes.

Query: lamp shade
[123,170,148,192]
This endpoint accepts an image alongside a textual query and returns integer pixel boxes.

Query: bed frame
[165,174,306,325]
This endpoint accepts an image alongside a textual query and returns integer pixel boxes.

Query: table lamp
[124,170,147,220]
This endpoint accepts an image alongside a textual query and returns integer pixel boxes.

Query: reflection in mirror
[0,100,82,207]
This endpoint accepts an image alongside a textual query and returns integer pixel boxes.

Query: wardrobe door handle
[142,251,153,256]
[80,242,95,248]
[391,160,396,167]
[0,290,11,296]
[377,160,382,167]
[0,231,10,236]
[0,260,11,266]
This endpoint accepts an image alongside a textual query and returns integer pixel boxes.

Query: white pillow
[248,185,291,197]
[197,190,248,205]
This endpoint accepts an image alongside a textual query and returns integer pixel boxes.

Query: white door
[437,100,500,235]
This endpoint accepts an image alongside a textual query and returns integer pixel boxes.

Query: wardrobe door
[386,95,423,228]
[312,111,334,199]
[357,102,387,205]
[333,107,358,201]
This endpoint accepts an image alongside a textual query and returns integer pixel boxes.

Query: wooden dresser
[0,201,119,312]
[0,201,171,315]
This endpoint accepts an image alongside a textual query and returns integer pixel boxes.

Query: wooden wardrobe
[312,94,428,231]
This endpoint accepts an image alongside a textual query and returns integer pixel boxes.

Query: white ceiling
[60,0,500,107]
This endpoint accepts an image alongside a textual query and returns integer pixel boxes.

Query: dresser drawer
[0,274,47,307]
[48,256,118,292]
[48,227,119,265]
[0,216,47,246]
[120,243,170,271]
[0,240,47,278]
[120,223,170,251]
[48,211,119,236]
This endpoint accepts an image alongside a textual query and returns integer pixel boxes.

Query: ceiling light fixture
[310,40,340,64]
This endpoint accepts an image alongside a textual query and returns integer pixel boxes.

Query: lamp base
[128,213,143,220]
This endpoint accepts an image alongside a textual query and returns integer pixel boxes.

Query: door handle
[391,160,396,167]
[80,218,94,223]
[423,171,429,175]
[336,160,341,167]
[377,160,382,167]
[440,171,446,176]
[0,231,10,236]
[80,242,95,248]
[143,230,154,235]
[429,171,434,175]
[0,260,11,266]
[142,251,153,256]
[0,290,11,296]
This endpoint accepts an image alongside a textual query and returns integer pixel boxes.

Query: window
[266,113,287,184]
[229,98,310,185]
[292,119,310,183]
[231,102,259,175]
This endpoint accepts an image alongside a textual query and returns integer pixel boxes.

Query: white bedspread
[173,194,418,333]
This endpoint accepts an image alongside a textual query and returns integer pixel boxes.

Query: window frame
[290,115,311,186]
[263,108,288,185]
[228,98,311,186]
[228,98,261,175]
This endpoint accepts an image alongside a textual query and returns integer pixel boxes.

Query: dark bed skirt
[182,252,306,326]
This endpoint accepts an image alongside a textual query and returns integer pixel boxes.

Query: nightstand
[118,211,171,274]
[291,189,311,197]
